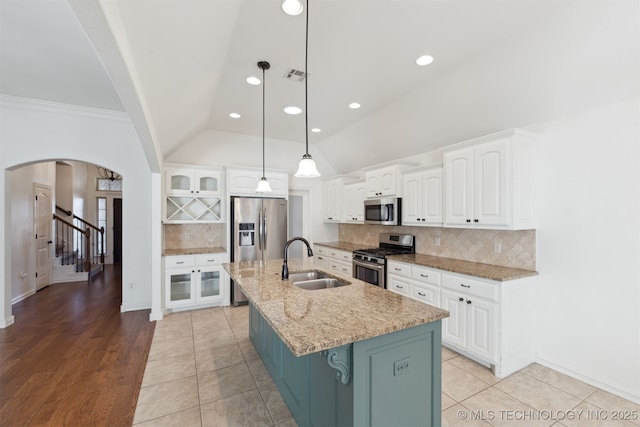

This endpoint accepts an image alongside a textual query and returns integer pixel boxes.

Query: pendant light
[256,61,273,193]
[294,0,321,178]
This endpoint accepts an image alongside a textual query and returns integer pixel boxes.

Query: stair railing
[52,213,91,273]
[73,215,105,265]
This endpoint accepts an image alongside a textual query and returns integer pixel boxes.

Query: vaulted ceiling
[1,0,638,173]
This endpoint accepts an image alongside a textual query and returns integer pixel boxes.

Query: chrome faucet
[282,237,314,280]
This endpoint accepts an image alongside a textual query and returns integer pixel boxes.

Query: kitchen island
[224,258,449,427]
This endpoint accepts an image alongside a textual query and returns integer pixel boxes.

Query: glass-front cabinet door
[166,269,195,307]
[197,266,223,303]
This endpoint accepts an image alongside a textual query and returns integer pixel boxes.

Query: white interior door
[35,184,52,290]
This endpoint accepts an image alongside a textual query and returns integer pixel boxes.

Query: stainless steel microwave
[364,198,401,225]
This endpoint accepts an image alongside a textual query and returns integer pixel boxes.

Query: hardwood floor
[0,265,155,426]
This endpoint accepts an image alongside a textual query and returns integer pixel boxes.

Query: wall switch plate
[494,242,502,253]
[394,357,411,376]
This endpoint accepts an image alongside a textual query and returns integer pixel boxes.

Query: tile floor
[134,306,640,426]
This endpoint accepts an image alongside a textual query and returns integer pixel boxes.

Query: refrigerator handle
[263,208,268,248]
[258,209,263,250]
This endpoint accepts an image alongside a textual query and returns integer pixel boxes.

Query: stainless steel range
[352,233,415,289]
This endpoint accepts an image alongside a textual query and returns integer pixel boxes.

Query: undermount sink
[289,270,351,290]
[288,270,331,282]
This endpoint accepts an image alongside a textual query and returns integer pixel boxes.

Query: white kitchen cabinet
[342,180,366,223]
[165,167,222,196]
[322,178,342,222]
[314,245,352,276]
[441,288,496,362]
[401,164,442,226]
[227,167,288,197]
[443,129,536,230]
[164,253,227,310]
[387,260,441,305]
[387,258,535,378]
[164,165,225,223]
[363,162,417,198]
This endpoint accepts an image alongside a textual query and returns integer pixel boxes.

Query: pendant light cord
[262,65,266,177]
[304,0,309,156]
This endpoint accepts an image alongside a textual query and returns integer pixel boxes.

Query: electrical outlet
[184,233,190,240]
[130,282,135,289]
[494,242,502,253]
[435,237,441,246]
[394,358,411,376]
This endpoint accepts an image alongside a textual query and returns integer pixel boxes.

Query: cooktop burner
[353,233,415,261]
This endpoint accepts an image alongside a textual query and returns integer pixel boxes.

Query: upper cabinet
[402,164,442,226]
[342,180,366,223]
[443,129,536,230]
[227,167,288,198]
[364,162,417,198]
[164,165,225,223]
[165,167,222,196]
[322,177,344,223]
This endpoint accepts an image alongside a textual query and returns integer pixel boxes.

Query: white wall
[10,162,56,303]
[528,97,639,402]
[166,128,339,244]
[0,96,158,326]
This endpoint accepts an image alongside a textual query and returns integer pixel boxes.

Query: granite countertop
[163,247,227,256]
[316,241,537,281]
[223,258,449,357]
[314,241,365,252]
[388,253,538,282]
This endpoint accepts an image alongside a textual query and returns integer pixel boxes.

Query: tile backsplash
[164,223,226,249]
[339,224,536,270]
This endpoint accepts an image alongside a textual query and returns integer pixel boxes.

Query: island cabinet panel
[352,322,442,427]
[249,303,442,427]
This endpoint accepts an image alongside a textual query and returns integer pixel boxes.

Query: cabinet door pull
[176,261,184,264]
[418,292,426,297]
[466,219,471,223]
[460,284,471,288]
[474,219,479,223]
[397,285,403,289]
[394,267,402,271]
[420,274,428,278]
[467,299,472,304]
[207,258,215,262]
[458,297,464,302]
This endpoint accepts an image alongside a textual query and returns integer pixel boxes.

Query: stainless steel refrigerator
[230,196,288,305]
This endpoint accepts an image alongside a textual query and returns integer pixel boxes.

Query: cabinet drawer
[196,254,225,266]
[328,249,352,262]
[329,260,352,276]
[442,273,498,301]
[387,261,411,278]
[165,255,195,268]
[314,245,327,256]
[411,283,440,306]
[411,266,441,286]
[388,276,410,295]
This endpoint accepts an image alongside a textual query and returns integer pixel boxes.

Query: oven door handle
[353,259,385,272]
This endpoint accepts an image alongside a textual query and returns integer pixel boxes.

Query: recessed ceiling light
[282,0,303,16]
[348,102,361,109]
[311,128,321,133]
[416,55,434,66]
[283,106,302,115]
[229,113,241,119]
[246,76,261,85]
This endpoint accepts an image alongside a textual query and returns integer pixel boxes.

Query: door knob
[47,241,53,244]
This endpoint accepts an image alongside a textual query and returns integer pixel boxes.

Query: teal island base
[249,303,443,427]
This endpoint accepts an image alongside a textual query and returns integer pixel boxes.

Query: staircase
[53,207,105,283]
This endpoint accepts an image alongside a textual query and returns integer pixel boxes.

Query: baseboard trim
[120,303,151,313]
[536,356,640,405]
[11,290,36,305]
[149,310,163,322]
[0,315,15,329]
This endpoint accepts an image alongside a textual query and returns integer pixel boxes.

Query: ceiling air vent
[284,68,307,82]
